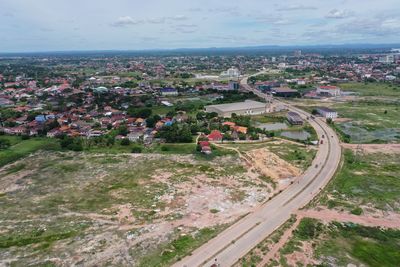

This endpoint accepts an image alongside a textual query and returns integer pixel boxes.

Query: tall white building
[379,54,395,64]
[220,67,240,78]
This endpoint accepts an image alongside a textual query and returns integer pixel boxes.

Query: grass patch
[315,221,400,267]
[0,137,60,167]
[137,226,224,267]
[340,82,400,97]
[319,149,400,211]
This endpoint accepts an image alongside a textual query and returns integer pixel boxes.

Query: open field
[0,136,60,167]
[332,101,400,143]
[286,82,400,143]
[234,215,298,267]
[278,218,400,267]
[289,100,400,144]
[222,139,317,172]
[340,82,400,97]
[0,150,272,266]
[314,149,400,214]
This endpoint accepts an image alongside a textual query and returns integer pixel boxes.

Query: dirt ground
[0,151,274,266]
[297,208,400,229]
[245,148,301,180]
[341,143,400,154]
[257,216,302,267]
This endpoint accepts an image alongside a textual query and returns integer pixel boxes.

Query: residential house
[207,130,223,142]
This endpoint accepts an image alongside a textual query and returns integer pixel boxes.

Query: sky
[0,0,400,52]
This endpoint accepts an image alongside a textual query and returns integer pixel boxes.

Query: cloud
[208,7,240,16]
[276,4,317,11]
[2,12,14,17]
[325,9,353,19]
[273,19,292,25]
[173,24,198,34]
[170,15,188,21]
[256,15,294,25]
[187,8,202,12]
[40,27,54,32]
[112,15,187,27]
[111,16,143,27]
[147,17,166,24]
[338,17,400,36]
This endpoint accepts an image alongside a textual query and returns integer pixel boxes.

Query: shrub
[351,207,363,215]
[131,146,143,153]
[120,139,130,146]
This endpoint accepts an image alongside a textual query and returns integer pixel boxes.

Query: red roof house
[207,130,223,141]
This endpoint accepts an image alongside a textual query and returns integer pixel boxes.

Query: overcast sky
[0,0,399,52]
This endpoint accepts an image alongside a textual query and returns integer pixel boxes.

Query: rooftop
[206,100,266,112]
[317,107,337,113]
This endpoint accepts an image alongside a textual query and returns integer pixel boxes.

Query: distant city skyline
[1,0,400,52]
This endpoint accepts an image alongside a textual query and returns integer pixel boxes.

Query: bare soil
[341,143,400,154]
[246,148,301,180]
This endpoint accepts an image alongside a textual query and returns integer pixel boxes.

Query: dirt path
[297,209,400,229]
[341,143,400,154]
[257,215,303,267]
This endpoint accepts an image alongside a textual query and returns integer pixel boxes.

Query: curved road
[172,76,342,267]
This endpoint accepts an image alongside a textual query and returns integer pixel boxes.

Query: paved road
[172,76,342,267]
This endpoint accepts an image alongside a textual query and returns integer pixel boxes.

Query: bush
[0,139,11,150]
[120,139,131,146]
[351,207,363,215]
[296,218,323,240]
[131,146,143,153]
[21,135,30,140]
[161,145,169,151]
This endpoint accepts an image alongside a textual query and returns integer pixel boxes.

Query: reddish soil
[341,143,400,154]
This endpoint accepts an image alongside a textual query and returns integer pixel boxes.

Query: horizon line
[1,42,400,55]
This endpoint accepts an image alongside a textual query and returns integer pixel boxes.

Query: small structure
[316,107,338,120]
[93,86,109,93]
[160,87,178,96]
[287,111,303,125]
[198,141,212,154]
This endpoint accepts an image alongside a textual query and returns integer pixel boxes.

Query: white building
[205,100,268,118]
[220,67,240,78]
[379,54,395,64]
[316,86,341,97]
[316,107,338,120]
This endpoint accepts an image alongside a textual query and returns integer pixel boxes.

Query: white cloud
[111,16,143,27]
[276,4,317,11]
[147,17,166,24]
[170,15,188,21]
[325,9,353,19]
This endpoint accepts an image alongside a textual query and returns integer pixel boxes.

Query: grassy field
[340,82,400,97]
[293,100,400,143]
[278,218,400,267]
[333,101,400,143]
[316,149,400,212]
[0,136,60,167]
[288,82,400,143]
